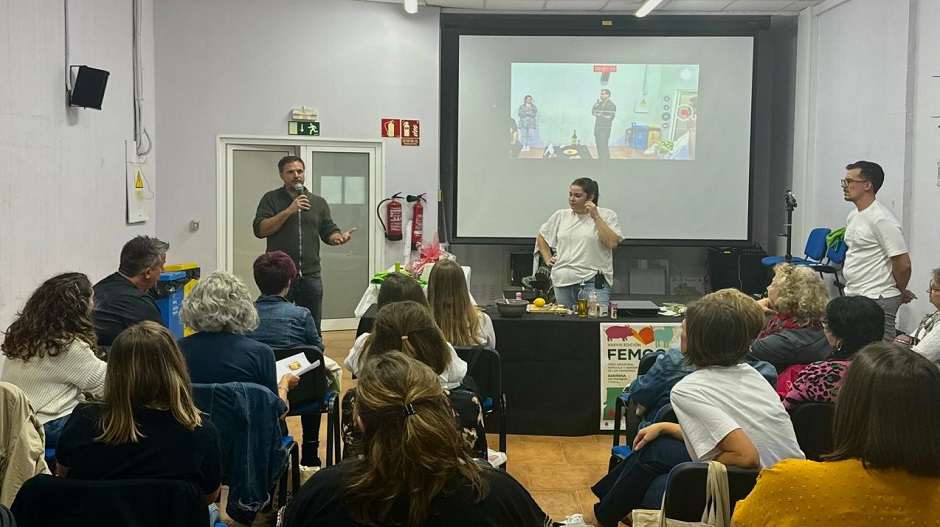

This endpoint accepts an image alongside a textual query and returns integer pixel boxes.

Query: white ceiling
[357,0,826,14]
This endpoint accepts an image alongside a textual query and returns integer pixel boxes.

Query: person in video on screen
[516,95,538,152]
[592,89,616,160]
[509,117,522,158]
[536,178,622,309]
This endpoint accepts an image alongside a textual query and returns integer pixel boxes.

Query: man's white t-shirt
[670,364,805,467]
[843,200,907,298]
[538,207,623,288]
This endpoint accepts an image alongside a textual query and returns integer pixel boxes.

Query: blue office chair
[806,240,848,296]
[762,227,831,267]
[272,346,341,466]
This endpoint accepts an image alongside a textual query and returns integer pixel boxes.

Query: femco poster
[600,322,682,430]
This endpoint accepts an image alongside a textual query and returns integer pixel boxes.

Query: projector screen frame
[439,14,771,247]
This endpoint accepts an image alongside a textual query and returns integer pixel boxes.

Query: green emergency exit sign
[288,121,320,136]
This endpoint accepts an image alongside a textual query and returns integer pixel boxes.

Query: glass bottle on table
[588,290,598,318]
[577,287,589,318]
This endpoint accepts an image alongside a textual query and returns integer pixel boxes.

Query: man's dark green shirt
[252,187,340,275]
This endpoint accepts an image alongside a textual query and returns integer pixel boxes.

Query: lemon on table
[533,298,546,307]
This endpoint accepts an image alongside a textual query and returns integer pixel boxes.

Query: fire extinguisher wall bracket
[407,193,427,251]
[377,192,404,241]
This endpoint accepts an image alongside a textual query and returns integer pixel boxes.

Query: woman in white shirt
[537,177,623,308]
[1,273,107,449]
[896,267,940,364]
[590,289,803,527]
[428,259,496,349]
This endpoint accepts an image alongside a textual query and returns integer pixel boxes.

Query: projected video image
[510,63,699,160]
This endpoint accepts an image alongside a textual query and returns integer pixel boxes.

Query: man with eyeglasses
[841,160,915,342]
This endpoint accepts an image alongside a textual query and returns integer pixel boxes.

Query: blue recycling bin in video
[153,271,187,339]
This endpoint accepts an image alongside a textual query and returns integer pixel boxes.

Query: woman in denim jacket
[245,251,324,352]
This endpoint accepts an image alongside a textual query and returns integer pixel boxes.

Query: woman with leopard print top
[784,296,884,409]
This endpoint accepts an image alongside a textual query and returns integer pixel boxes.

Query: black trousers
[595,127,612,160]
[287,273,323,334]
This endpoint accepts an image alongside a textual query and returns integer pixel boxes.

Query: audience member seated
[93,235,169,346]
[783,295,884,409]
[629,289,777,429]
[242,251,338,467]
[178,270,299,410]
[245,251,325,352]
[591,290,804,527]
[749,263,832,372]
[428,259,496,348]
[343,301,479,458]
[896,266,940,365]
[54,322,222,521]
[734,342,940,525]
[1,273,106,449]
[0,382,50,507]
[344,272,431,378]
[282,351,554,527]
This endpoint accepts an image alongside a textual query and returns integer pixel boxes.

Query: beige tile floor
[217,330,610,526]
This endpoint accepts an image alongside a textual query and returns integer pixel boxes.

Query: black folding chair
[454,346,506,468]
[662,462,761,522]
[272,346,341,465]
[609,351,663,470]
[788,402,836,461]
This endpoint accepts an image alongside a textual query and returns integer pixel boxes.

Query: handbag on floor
[630,461,731,527]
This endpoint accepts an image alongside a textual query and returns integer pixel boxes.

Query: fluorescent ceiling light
[404,0,418,13]
[635,0,665,17]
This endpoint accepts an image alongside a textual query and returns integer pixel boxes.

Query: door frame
[217,135,386,330]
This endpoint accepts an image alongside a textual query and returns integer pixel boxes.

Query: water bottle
[588,290,598,318]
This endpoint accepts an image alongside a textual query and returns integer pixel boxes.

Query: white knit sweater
[1,339,107,424]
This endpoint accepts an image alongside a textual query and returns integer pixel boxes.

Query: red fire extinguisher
[407,193,427,250]
[377,192,404,241]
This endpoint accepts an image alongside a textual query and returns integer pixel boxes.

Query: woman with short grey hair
[180,270,259,333]
[178,270,298,412]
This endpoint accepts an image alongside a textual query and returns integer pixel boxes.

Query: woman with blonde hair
[749,263,833,372]
[428,259,496,348]
[54,322,221,505]
[283,352,553,527]
[2,273,107,448]
[178,271,298,409]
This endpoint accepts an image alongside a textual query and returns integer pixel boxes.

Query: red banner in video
[593,65,618,73]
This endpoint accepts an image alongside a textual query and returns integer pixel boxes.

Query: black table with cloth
[356,304,679,436]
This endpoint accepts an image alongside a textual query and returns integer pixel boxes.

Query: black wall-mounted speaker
[69,66,110,109]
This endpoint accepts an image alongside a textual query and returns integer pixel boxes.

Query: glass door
[222,138,381,331]
[303,149,372,330]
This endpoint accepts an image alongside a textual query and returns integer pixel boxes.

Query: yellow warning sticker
[135,171,144,189]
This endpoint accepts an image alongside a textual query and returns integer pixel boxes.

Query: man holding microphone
[253,155,354,334]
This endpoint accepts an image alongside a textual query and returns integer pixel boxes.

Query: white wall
[794,0,938,331]
[0,0,157,329]
[153,0,440,272]
[906,0,940,327]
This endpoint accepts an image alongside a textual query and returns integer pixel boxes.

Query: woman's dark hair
[2,272,97,361]
[376,273,428,309]
[825,342,940,476]
[825,296,885,359]
[571,177,599,205]
[361,300,450,375]
[343,351,487,526]
[253,251,297,296]
[683,290,764,368]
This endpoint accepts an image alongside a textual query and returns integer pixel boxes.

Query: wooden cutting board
[526,304,568,314]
